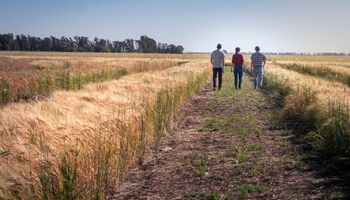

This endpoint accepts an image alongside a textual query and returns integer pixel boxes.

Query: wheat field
[0,52,210,199]
[1,52,350,199]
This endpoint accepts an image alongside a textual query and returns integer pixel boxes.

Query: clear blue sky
[1,0,350,53]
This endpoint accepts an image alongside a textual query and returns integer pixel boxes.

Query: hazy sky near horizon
[1,0,350,53]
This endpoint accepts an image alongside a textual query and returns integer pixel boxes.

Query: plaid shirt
[251,52,266,68]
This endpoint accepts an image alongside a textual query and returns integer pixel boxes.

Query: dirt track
[110,73,324,199]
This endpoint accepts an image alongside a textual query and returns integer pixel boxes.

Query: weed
[59,149,85,200]
[307,103,350,159]
[235,163,246,174]
[247,144,263,156]
[325,186,345,199]
[234,183,268,198]
[185,190,236,200]
[250,165,268,178]
[193,156,209,177]
[199,118,221,132]
[0,79,10,105]
[278,63,350,87]
[235,148,249,163]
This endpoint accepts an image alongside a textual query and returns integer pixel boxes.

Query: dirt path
[110,72,324,199]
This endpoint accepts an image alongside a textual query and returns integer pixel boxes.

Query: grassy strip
[37,71,209,199]
[0,61,186,105]
[263,72,350,164]
[276,63,350,87]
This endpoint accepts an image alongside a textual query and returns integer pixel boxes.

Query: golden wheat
[0,59,210,199]
[265,64,350,106]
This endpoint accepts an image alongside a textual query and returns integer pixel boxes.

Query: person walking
[251,46,266,89]
[211,44,225,91]
[231,47,244,89]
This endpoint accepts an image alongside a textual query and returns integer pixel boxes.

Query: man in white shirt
[211,44,225,91]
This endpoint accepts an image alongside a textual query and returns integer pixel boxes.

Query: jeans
[234,65,243,89]
[253,67,263,89]
[213,68,223,90]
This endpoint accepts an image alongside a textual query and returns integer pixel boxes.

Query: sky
[1,0,350,53]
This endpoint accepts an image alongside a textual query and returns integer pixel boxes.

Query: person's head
[217,44,222,50]
[255,46,260,52]
[235,47,240,53]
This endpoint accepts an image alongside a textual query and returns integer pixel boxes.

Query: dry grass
[270,55,350,64]
[265,64,350,107]
[263,57,350,172]
[0,58,210,199]
[273,60,350,86]
[0,54,188,104]
[0,51,210,59]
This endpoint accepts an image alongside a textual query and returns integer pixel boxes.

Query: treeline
[0,33,184,54]
[264,52,350,56]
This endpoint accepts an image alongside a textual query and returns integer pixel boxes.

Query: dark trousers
[213,68,223,90]
[234,65,243,89]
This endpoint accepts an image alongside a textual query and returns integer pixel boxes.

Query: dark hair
[255,46,260,51]
[235,47,240,53]
[217,44,222,49]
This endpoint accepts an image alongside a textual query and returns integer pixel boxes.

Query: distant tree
[74,36,94,52]
[107,40,113,52]
[93,37,110,52]
[0,33,185,54]
[175,45,184,54]
[41,37,53,51]
[51,36,60,51]
[157,43,184,54]
[123,39,135,52]
[157,43,168,53]
[168,44,177,53]
[29,36,41,51]
[16,34,30,51]
[138,35,157,53]
[112,41,123,52]
[0,33,15,50]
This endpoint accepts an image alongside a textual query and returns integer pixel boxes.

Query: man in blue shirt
[251,46,266,89]
[211,44,225,91]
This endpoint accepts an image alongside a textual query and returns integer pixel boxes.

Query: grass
[4,54,350,199]
[44,69,209,199]
[35,72,210,199]
[276,62,350,87]
[0,79,10,105]
[250,165,268,178]
[0,57,210,199]
[263,62,350,198]
[325,186,346,199]
[306,103,350,159]
[0,56,185,105]
[0,51,211,59]
[184,191,236,200]
[193,156,210,177]
[234,183,269,198]
[222,147,251,175]
[264,66,350,162]
[199,118,221,132]
[247,144,263,156]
